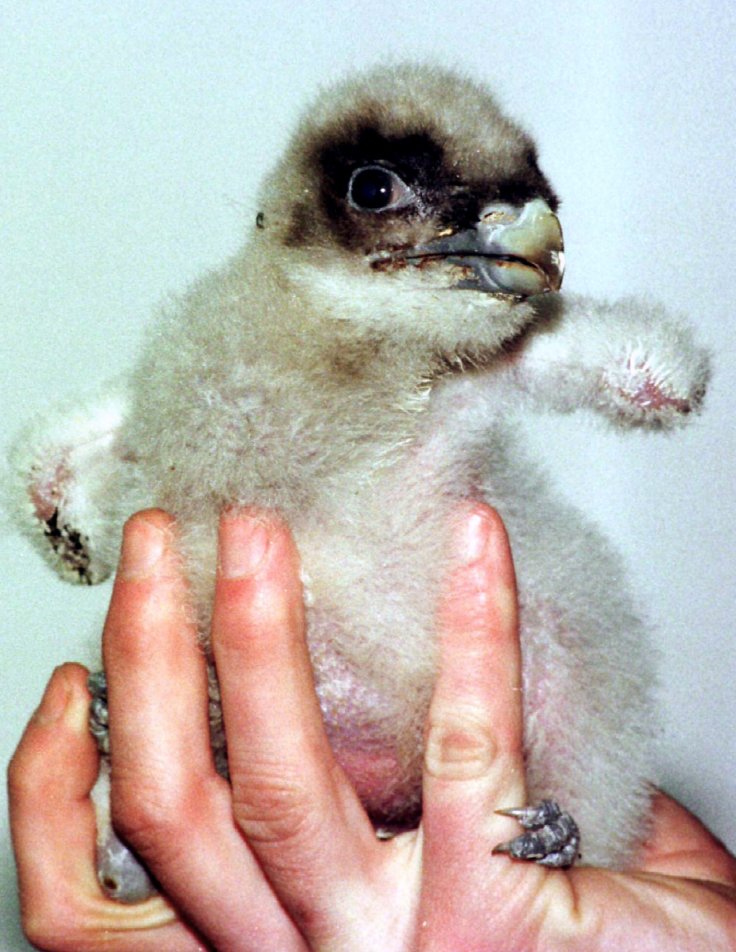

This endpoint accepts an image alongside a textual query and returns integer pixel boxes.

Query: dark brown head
[254,64,563,353]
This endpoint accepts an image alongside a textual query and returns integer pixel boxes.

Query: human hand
[9,507,736,950]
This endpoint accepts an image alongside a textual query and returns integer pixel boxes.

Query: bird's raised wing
[6,382,142,584]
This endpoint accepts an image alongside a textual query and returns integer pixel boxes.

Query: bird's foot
[95,819,157,903]
[88,669,110,755]
[492,799,580,868]
[87,671,158,902]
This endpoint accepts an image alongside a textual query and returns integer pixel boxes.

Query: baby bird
[10,63,709,899]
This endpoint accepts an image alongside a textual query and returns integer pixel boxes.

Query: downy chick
[10,63,710,898]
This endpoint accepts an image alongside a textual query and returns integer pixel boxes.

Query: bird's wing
[6,381,142,584]
[506,294,710,427]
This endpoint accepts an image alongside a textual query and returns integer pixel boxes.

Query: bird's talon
[493,799,580,867]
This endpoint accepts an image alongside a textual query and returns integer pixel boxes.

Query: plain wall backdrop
[2,2,734,946]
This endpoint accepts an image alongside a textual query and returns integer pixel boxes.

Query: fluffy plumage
[9,63,709,873]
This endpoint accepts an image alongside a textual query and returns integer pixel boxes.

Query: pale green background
[2,1,735,947]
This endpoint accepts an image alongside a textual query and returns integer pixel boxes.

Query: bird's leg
[88,669,110,754]
[492,799,580,868]
[87,670,157,902]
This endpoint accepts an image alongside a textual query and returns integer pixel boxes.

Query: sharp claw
[493,832,549,861]
[495,799,563,828]
[495,805,539,822]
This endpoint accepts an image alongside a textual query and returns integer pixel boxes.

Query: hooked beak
[375,198,565,297]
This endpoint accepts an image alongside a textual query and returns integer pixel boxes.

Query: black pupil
[350,168,396,210]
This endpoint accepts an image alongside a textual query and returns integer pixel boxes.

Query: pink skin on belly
[310,632,422,823]
[329,734,422,831]
[331,745,405,804]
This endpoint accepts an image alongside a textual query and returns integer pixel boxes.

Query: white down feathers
[9,63,710,869]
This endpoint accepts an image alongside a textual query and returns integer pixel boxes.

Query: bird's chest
[286,402,504,822]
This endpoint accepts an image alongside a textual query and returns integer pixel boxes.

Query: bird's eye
[347,166,414,212]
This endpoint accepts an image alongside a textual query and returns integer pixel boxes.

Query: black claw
[493,799,580,868]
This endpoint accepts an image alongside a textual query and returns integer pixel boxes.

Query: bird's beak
[377,198,565,297]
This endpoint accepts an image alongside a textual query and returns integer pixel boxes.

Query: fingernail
[119,519,166,579]
[219,514,271,578]
[32,667,72,726]
[456,510,491,565]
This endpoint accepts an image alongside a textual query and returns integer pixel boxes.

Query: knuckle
[232,764,322,847]
[424,709,496,781]
[7,749,30,800]
[111,779,167,843]
[7,745,65,811]
[111,769,209,858]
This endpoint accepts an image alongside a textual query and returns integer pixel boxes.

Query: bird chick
[9,63,710,899]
